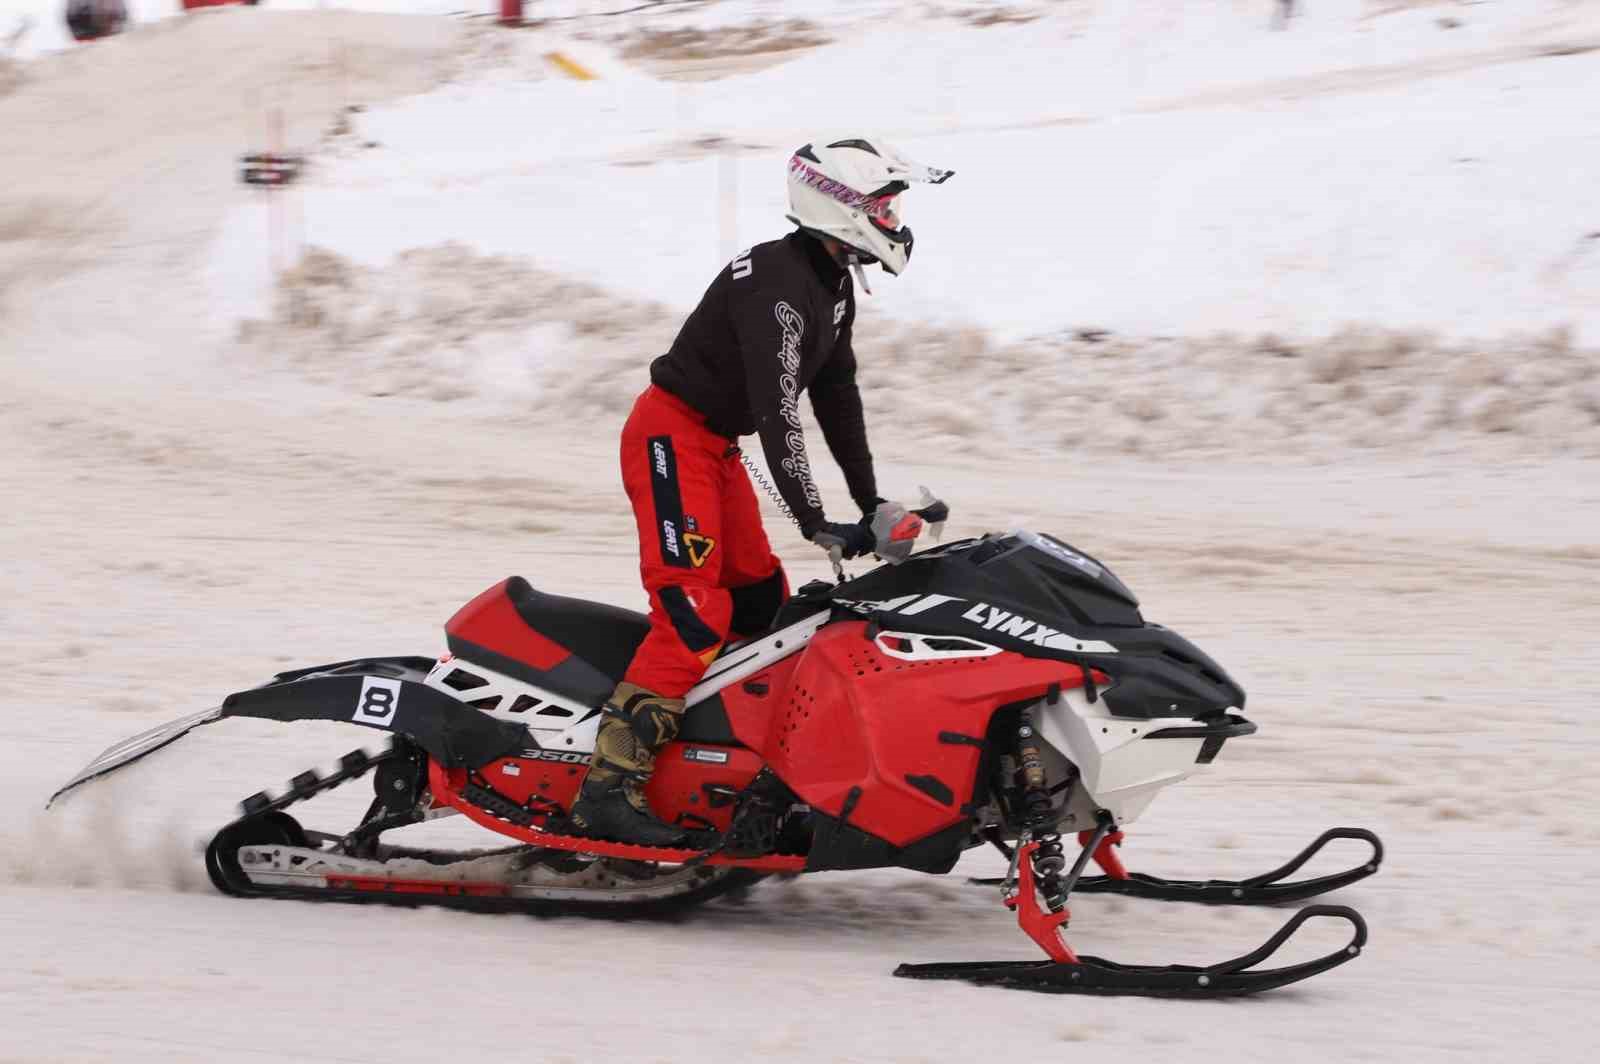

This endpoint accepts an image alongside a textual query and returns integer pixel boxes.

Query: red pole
[499,0,522,27]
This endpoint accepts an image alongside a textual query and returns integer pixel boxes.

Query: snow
[3,3,1599,1062]
[196,0,1600,346]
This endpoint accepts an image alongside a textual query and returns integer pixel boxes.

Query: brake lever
[911,485,949,540]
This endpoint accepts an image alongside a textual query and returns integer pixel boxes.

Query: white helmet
[785,137,953,277]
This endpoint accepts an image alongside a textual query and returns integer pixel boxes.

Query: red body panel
[764,622,1089,848]
[480,743,763,834]
[446,579,571,671]
[643,744,765,832]
[716,655,801,752]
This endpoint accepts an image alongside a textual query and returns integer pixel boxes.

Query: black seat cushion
[505,577,649,682]
[504,577,738,744]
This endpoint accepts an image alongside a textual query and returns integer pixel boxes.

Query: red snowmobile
[51,525,1379,998]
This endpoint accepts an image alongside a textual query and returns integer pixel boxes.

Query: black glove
[809,519,876,560]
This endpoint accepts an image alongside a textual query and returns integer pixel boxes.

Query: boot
[567,682,689,848]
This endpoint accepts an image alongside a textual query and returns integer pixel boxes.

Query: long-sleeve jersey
[650,231,877,537]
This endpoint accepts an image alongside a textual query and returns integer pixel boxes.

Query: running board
[428,759,808,873]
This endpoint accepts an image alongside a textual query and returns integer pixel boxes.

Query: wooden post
[268,107,284,276]
[718,154,738,268]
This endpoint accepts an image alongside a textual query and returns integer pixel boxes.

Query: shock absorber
[1017,709,1068,911]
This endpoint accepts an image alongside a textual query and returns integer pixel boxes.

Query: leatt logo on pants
[646,435,692,568]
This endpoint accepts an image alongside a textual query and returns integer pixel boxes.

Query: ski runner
[568,137,953,845]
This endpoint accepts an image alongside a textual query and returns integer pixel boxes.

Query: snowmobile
[50,515,1380,998]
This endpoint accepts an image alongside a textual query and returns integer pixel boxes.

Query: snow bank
[235,243,675,415]
[239,243,1600,461]
[214,0,1600,354]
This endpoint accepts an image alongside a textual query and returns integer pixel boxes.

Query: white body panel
[1032,684,1206,826]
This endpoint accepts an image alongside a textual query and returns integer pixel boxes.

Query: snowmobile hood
[830,531,1246,720]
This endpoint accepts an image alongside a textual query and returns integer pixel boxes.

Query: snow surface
[3,4,1599,1062]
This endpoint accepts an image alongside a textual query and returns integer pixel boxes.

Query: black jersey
[650,231,877,536]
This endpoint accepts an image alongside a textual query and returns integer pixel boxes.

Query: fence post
[718,154,738,268]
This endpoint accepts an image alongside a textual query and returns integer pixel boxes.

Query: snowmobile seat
[503,578,738,745]
[505,577,649,686]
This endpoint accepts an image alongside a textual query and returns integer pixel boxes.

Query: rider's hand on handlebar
[911,497,949,525]
[809,519,876,561]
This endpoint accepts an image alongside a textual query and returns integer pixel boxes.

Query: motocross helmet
[784,137,953,277]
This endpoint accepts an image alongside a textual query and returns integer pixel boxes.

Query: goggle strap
[850,256,873,297]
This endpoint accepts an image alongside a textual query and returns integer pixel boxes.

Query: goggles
[864,193,903,233]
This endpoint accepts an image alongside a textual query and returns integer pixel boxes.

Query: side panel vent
[443,669,491,692]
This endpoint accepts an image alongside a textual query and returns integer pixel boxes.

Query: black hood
[828,532,1246,721]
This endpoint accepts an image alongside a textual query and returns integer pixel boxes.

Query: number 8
[360,688,394,716]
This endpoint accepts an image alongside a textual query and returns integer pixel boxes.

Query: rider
[568,137,953,846]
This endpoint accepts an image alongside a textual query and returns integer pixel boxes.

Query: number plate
[354,677,401,727]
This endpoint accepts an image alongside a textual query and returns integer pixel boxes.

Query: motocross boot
[567,682,690,848]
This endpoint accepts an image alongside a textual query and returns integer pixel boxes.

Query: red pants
[620,386,789,697]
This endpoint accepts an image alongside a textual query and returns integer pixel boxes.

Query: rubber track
[205,744,770,914]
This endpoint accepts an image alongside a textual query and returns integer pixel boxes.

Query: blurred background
[2,2,1596,1061]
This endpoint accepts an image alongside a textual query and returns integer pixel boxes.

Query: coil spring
[1026,791,1068,903]
[738,449,799,528]
[1017,718,1068,906]
[1033,833,1067,877]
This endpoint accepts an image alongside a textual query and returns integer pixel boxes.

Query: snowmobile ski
[969,827,1383,905]
[906,836,1367,997]
[893,904,1367,997]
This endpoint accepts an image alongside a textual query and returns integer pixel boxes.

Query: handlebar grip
[913,500,950,525]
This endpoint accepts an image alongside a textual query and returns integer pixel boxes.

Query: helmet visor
[865,193,909,243]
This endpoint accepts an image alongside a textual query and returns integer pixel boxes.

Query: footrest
[427,759,807,872]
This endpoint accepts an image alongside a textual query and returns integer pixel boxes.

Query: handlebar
[827,487,950,581]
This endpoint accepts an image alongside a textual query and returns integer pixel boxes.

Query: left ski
[894,904,1367,998]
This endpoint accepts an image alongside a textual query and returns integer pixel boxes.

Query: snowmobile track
[205,743,764,917]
